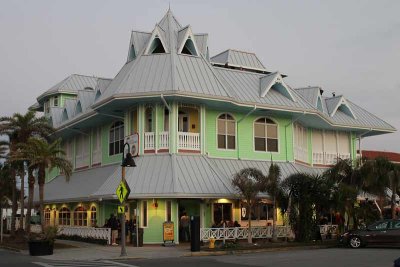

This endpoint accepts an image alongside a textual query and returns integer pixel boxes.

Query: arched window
[74,206,87,226]
[217,114,236,149]
[254,118,278,152]
[59,207,71,226]
[109,121,124,156]
[44,208,51,226]
[90,206,97,227]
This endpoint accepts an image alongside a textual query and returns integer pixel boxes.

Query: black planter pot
[28,240,54,256]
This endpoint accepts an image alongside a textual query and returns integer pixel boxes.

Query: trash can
[132,228,144,247]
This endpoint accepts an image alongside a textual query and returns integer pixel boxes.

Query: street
[1,247,400,267]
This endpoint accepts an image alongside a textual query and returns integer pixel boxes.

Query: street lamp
[120,143,136,257]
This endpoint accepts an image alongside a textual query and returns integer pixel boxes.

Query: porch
[312,152,351,166]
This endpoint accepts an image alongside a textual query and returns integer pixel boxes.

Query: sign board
[163,221,174,243]
[116,180,131,204]
[117,205,125,214]
[125,133,139,157]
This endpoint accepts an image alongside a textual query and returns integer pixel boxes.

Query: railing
[144,132,155,150]
[92,148,101,165]
[159,131,169,149]
[294,146,308,163]
[312,152,351,165]
[319,224,338,239]
[178,132,200,150]
[58,226,112,245]
[200,226,290,241]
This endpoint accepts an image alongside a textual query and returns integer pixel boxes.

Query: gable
[177,26,199,56]
[144,26,169,54]
[260,72,296,102]
[326,96,357,119]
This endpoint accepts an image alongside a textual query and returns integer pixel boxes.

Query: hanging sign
[163,221,174,243]
[125,133,139,157]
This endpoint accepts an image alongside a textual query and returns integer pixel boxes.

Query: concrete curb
[185,244,337,257]
[0,245,21,252]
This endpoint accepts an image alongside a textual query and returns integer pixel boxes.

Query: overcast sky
[0,0,399,152]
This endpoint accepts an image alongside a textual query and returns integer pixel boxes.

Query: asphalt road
[1,247,400,267]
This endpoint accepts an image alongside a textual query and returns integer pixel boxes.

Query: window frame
[58,207,71,226]
[216,113,236,151]
[90,206,97,227]
[73,206,88,226]
[44,208,51,226]
[253,117,279,153]
[109,121,124,156]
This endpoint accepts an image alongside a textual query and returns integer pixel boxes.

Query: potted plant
[28,226,58,256]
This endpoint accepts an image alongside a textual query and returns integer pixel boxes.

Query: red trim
[295,160,311,166]
[178,149,201,154]
[359,150,400,163]
[91,163,101,167]
[313,164,333,168]
[157,149,169,153]
[144,149,156,154]
[75,166,89,171]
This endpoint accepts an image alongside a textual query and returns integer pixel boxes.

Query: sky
[0,0,399,152]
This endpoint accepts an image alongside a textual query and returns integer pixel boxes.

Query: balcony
[312,152,351,165]
[178,132,200,151]
[294,146,308,163]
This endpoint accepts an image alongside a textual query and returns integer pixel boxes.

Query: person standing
[180,212,190,242]
[109,214,118,245]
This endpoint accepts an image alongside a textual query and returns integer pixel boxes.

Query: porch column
[200,105,206,154]
[169,102,178,154]
[138,104,145,155]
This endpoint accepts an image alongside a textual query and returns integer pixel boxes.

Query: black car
[339,219,400,248]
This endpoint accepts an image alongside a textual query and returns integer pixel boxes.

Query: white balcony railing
[159,131,169,149]
[58,226,112,245]
[178,132,200,150]
[312,152,351,165]
[200,226,290,241]
[294,146,308,163]
[144,132,155,150]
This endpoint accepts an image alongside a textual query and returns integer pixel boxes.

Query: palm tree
[0,111,54,232]
[15,138,72,231]
[0,140,8,158]
[232,167,266,243]
[265,162,281,242]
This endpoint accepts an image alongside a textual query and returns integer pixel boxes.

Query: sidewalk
[20,239,190,261]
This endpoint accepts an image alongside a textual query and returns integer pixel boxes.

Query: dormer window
[149,36,166,54]
[181,37,198,56]
[53,96,59,107]
[178,26,199,56]
[128,44,136,61]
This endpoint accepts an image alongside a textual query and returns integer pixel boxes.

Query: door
[387,220,400,244]
[366,221,390,244]
[178,113,189,132]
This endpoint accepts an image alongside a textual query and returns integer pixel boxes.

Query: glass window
[241,203,273,221]
[74,206,87,226]
[53,96,59,107]
[44,208,51,226]
[254,118,278,152]
[142,201,148,227]
[213,203,232,224]
[58,207,71,226]
[390,221,400,230]
[90,206,97,227]
[109,121,124,156]
[217,114,236,150]
[166,201,172,222]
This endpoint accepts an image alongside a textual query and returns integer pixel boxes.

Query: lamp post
[120,143,136,257]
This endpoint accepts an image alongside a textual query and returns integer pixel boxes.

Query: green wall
[205,109,294,161]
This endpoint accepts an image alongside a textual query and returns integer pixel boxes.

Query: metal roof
[294,87,321,109]
[211,49,266,71]
[34,164,117,203]
[49,107,64,128]
[194,34,209,58]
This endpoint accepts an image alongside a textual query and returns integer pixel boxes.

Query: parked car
[339,219,400,248]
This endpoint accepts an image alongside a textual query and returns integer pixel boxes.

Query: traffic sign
[117,205,125,214]
[116,180,131,203]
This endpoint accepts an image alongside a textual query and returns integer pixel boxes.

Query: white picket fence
[58,226,112,245]
[159,131,169,149]
[178,132,200,150]
[144,132,155,150]
[200,226,290,242]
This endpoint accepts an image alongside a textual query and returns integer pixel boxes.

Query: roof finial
[168,2,171,11]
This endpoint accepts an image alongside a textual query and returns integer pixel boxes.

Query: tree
[265,163,281,241]
[0,111,54,232]
[14,138,72,231]
[281,173,332,242]
[0,140,8,159]
[232,168,266,243]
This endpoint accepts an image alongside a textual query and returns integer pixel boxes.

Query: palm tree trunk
[19,168,25,231]
[25,168,35,233]
[272,196,277,242]
[39,167,45,232]
[247,203,252,244]
[10,169,17,236]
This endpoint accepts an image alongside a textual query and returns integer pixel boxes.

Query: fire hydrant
[209,238,215,249]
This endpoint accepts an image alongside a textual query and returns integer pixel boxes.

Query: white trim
[330,97,357,119]
[144,26,169,54]
[260,72,296,102]
[177,26,199,56]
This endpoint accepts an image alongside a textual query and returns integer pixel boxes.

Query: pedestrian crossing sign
[117,205,125,214]
[116,180,131,204]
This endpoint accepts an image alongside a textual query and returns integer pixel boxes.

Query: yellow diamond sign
[116,180,131,204]
[117,205,125,214]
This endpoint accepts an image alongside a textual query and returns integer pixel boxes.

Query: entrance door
[178,113,189,132]
[213,203,232,225]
